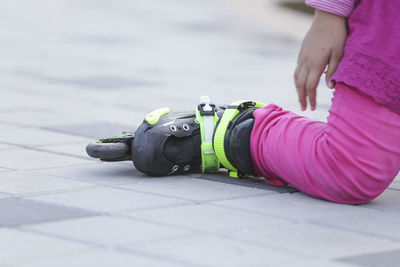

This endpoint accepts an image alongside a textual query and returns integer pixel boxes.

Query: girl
[250,0,400,204]
[87,0,400,205]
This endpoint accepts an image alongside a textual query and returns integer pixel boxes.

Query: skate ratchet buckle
[195,96,220,173]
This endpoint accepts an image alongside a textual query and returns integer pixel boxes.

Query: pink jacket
[306,0,400,114]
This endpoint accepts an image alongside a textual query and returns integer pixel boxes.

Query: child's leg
[250,84,400,204]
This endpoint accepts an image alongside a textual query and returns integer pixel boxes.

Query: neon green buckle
[213,100,265,178]
[195,97,220,173]
[145,107,170,125]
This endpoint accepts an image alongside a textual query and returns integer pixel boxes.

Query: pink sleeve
[306,0,356,17]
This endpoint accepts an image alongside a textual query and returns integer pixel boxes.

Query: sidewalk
[0,0,399,266]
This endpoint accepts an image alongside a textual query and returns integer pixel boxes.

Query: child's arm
[294,1,354,111]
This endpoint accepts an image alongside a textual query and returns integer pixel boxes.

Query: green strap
[213,100,265,177]
[195,106,220,173]
[213,108,239,172]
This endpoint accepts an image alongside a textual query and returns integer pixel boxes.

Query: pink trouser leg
[250,84,400,204]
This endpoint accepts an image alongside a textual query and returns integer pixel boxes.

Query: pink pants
[250,84,400,204]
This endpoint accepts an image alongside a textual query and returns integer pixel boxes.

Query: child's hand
[294,10,347,111]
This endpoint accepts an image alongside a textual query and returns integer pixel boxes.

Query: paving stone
[214,194,400,246]
[126,203,292,234]
[122,234,298,267]
[0,90,54,111]
[115,176,276,202]
[212,192,360,222]
[311,209,400,242]
[335,249,400,267]
[261,193,400,241]
[0,108,94,128]
[0,92,148,129]
[389,181,400,190]
[219,222,400,260]
[0,171,98,197]
[0,193,10,200]
[0,198,97,227]
[0,124,90,147]
[389,174,400,190]
[0,149,91,170]
[42,121,135,139]
[35,74,158,90]
[25,216,195,246]
[41,141,95,159]
[0,167,15,172]
[34,162,142,186]
[44,104,147,129]
[30,186,190,213]
[21,249,182,267]
[279,259,354,267]
[361,189,400,214]
[0,143,18,151]
[0,228,91,266]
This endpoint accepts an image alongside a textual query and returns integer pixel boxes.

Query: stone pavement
[0,0,399,266]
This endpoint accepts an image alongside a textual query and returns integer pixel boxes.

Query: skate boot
[86,106,204,176]
[86,97,265,177]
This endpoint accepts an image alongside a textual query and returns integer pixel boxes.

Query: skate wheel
[86,142,130,161]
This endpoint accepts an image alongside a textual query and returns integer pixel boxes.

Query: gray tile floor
[0,0,399,266]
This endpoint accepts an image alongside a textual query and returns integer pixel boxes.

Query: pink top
[306,0,400,114]
[306,0,355,17]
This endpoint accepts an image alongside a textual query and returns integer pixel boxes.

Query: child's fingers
[325,50,342,88]
[305,71,320,110]
[295,85,307,110]
[298,88,307,111]
[294,66,308,110]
